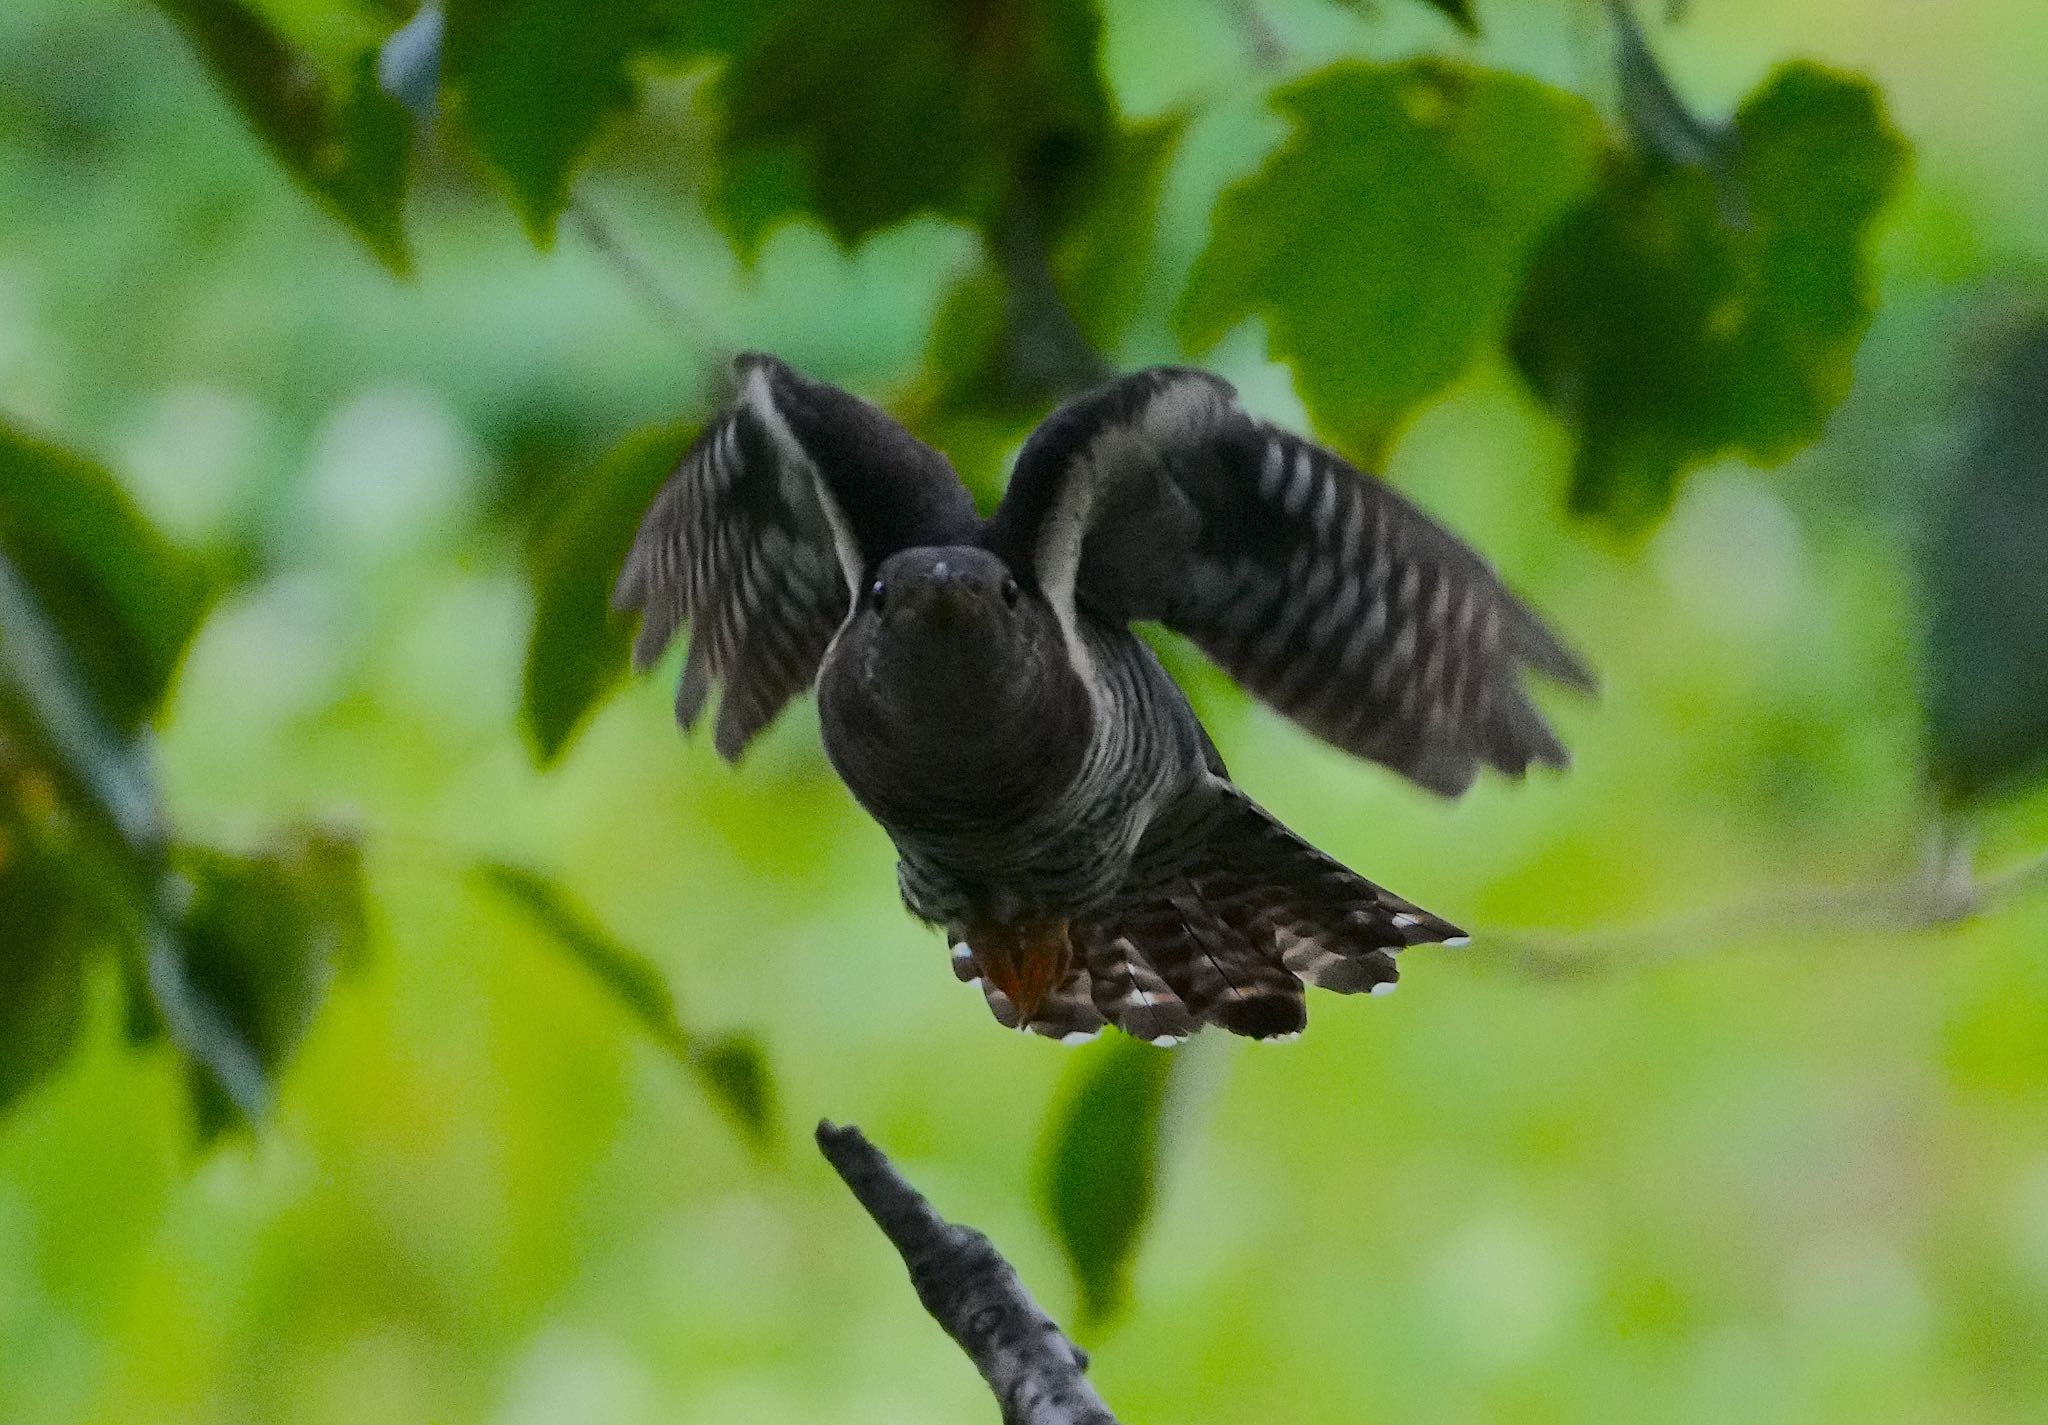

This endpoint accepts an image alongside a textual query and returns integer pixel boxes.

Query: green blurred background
[3,0,2047,1421]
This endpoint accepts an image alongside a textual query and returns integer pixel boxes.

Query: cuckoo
[614,355,1592,1043]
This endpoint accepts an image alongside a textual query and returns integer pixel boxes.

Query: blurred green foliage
[1037,1034,1181,1328]
[3,0,2048,1420]
[1513,62,1906,524]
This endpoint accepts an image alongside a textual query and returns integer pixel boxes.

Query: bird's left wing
[614,353,980,760]
[984,367,1594,796]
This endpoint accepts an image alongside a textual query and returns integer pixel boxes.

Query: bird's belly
[889,800,1141,928]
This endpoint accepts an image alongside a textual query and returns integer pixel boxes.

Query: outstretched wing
[614,353,979,760]
[984,367,1593,796]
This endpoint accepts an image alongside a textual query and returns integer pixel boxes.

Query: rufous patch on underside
[963,920,1073,1023]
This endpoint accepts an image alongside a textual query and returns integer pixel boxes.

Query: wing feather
[614,354,979,760]
[988,368,1593,795]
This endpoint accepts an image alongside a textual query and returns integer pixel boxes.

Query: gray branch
[1468,823,2048,980]
[816,1122,1120,1425]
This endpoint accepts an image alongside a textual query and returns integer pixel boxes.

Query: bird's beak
[968,923,1073,1024]
[923,583,972,629]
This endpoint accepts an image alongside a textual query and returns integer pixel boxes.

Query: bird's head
[819,544,1091,813]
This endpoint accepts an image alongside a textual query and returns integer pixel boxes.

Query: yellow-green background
[4,0,2047,1421]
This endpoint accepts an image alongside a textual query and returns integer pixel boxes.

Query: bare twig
[1217,0,1288,71]
[568,192,731,355]
[1467,828,2048,980]
[816,1122,1120,1425]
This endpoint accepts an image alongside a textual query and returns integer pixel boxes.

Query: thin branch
[568,192,730,355]
[816,1122,1120,1425]
[1466,829,2048,981]
[1217,0,1288,72]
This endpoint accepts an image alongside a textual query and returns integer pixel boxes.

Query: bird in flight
[615,355,1591,1044]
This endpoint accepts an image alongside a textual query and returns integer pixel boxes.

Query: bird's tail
[953,784,1467,1043]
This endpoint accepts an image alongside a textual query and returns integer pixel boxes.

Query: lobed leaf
[1035,1034,1182,1328]
[1511,62,1907,528]
[1179,59,1601,458]
[441,0,667,241]
[156,0,415,273]
[711,0,1112,255]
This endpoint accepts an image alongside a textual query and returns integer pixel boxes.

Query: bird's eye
[1000,576,1020,607]
[869,578,887,610]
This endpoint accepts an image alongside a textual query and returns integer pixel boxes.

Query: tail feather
[943,783,1464,1043]
[1083,932,1199,1045]
[950,932,1108,1042]
[1080,783,1464,1041]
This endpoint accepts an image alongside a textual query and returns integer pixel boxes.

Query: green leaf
[442,0,665,241]
[1179,60,1601,457]
[164,829,370,1134]
[711,0,1112,254]
[1035,1035,1181,1327]
[1510,63,1907,527]
[1426,0,1479,31]
[0,805,93,1116]
[0,552,167,860]
[478,862,780,1148]
[0,422,215,738]
[156,0,415,274]
[692,1032,780,1148]
[522,423,692,764]
[1924,319,2048,805]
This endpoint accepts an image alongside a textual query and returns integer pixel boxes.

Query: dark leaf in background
[1420,0,1479,34]
[907,114,1184,482]
[1036,1034,1181,1328]
[442,0,666,242]
[1054,114,1188,353]
[1179,60,1600,458]
[522,424,693,763]
[711,0,1111,255]
[1511,63,1906,528]
[167,829,369,1135]
[155,0,415,274]
[1924,319,2048,805]
[0,552,167,862]
[0,423,214,738]
[479,862,779,1148]
[691,1031,779,1149]
[0,805,93,1116]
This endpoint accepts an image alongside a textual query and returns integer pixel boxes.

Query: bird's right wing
[614,353,980,760]
[985,367,1593,797]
